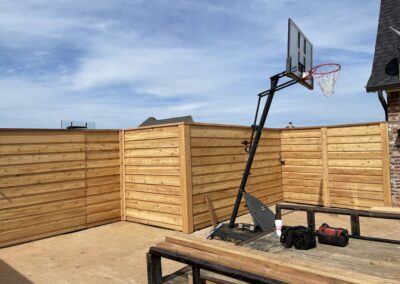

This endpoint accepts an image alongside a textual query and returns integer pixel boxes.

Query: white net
[311,63,341,97]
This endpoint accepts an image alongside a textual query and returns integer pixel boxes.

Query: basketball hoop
[304,63,341,97]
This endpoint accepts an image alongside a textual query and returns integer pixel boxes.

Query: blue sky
[0,0,384,129]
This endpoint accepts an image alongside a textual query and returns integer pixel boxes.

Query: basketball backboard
[286,18,313,90]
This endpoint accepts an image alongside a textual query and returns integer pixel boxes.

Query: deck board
[244,232,400,280]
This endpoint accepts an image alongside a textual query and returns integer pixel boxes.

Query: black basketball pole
[228,72,296,228]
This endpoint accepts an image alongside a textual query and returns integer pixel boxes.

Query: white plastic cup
[275,219,283,237]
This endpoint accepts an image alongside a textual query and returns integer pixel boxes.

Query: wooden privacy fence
[121,123,283,233]
[0,129,121,248]
[121,121,391,233]
[281,122,391,209]
[0,121,392,247]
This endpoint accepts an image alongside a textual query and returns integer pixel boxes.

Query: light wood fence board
[84,131,121,228]
[0,129,121,247]
[282,122,389,209]
[189,124,283,230]
[123,125,183,230]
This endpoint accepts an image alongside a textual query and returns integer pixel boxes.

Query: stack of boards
[154,235,399,283]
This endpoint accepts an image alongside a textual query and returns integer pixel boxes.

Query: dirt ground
[0,221,186,284]
[1,207,399,284]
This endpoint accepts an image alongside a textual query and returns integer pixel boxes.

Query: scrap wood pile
[153,235,396,284]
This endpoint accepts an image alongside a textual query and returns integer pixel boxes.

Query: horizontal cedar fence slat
[281,122,391,209]
[188,124,282,231]
[0,121,391,244]
[123,125,184,231]
[0,129,121,248]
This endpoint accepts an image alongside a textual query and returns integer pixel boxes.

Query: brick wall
[388,92,400,206]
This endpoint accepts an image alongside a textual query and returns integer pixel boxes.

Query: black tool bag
[317,223,349,247]
[280,226,316,250]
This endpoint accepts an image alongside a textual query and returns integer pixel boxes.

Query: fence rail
[0,121,391,247]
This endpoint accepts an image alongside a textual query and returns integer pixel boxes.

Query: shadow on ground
[0,259,33,284]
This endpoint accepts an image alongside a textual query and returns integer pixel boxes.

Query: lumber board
[124,126,179,141]
[126,191,181,204]
[0,188,86,209]
[192,173,281,195]
[124,138,179,149]
[126,199,181,215]
[0,161,85,177]
[0,130,121,247]
[126,208,182,226]
[125,165,180,176]
[0,143,85,155]
[370,207,400,213]
[0,132,85,144]
[327,143,381,152]
[126,217,181,231]
[160,235,395,283]
[125,183,181,196]
[0,199,86,221]
[124,148,179,157]
[327,125,381,137]
[125,157,180,166]
[0,152,85,166]
[179,124,193,233]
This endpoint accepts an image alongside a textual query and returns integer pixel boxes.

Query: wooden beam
[120,130,126,220]
[380,123,392,207]
[179,124,194,233]
[204,195,218,227]
[321,127,330,207]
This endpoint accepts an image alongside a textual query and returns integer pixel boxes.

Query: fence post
[179,123,194,233]
[380,123,392,207]
[119,129,126,221]
[321,127,330,207]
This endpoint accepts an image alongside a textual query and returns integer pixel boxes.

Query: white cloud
[0,0,384,128]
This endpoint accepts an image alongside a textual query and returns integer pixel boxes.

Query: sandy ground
[1,207,399,284]
[0,221,186,284]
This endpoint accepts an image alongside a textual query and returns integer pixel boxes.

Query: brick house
[366,0,400,206]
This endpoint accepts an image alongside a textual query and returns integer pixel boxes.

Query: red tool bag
[317,223,349,247]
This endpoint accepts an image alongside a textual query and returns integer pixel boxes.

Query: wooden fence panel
[85,131,121,227]
[0,129,121,248]
[0,130,87,247]
[281,128,324,205]
[190,124,282,230]
[281,122,391,209]
[327,123,388,209]
[124,125,182,231]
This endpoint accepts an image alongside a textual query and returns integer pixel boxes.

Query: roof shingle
[366,0,400,92]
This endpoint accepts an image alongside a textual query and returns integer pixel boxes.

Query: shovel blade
[244,193,275,231]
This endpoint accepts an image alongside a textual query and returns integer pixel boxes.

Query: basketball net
[304,63,341,97]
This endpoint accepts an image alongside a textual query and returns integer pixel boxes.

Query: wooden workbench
[149,234,400,283]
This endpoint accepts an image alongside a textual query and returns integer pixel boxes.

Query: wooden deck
[244,232,400,281]
[154,234,400,283]
[151,206,400,283]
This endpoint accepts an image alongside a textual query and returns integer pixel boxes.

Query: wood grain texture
[0,130,121,247]
[282,122,388,209]
[189,124,283,230]
[124,125,182,230]
[179,124,193,233]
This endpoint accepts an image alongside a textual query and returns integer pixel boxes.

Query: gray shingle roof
[366,0,400,92]
[138,115,193,127]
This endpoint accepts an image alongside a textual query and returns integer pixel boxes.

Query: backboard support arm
[228,71,297,228]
